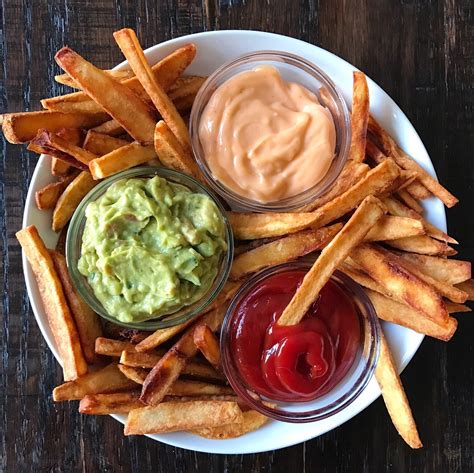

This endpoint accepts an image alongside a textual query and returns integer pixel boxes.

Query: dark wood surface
[1,0,473,471]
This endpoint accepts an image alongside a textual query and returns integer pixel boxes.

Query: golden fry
[193,325,221,371]
[349,71,369,162]
[83,130,130,155]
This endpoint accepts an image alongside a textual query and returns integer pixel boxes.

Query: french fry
[366,289,458,341]
[392,252,471,285]
[230,224,342,280]
[119,350,223,381]
[396,189,423,214]
[50,251,103,363]
[369,116,458,207]
[33,129,98,165]
[88,142,156,180]
[375,330,422,448]
[52,171,98,232]
[278,196,386,326]
[193,325,221,371]
[46,44,196,114]
[95,337,137,357]
[382,196,457,244]
[364,216,424,242]
[1,110,108,144]
[53,363,137,401]
[118,364,149,384]
[114,28,191,151]
[55,69,135,89]
[300,161,370,212]
[446,302,472,314]
[124,401,243,435]
[455,279,474,300]
[140,305,228,406]
[35,172,77,210]
[51,128,84,176]
[169,380,233,397]
[55,47,156,144]
[83,130,130,155]
[154,120,201,179]
[349,71,369,162]
[229,159,399,239]
[386,235,457,256]
[168,75,206,102]
[351,244,449,325]
[91,119,125,137]
[55,225,68,255]
[16,226,87,381]
[51,158,72,177]
[79,392,144,415]
[193,409,270,439]
[135,281,241,352]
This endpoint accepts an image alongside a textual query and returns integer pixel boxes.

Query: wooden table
[1,1,472,471]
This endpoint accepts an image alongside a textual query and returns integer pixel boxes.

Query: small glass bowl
[66,166,234,330]
[221,262,380,423]
[190,50,351,212]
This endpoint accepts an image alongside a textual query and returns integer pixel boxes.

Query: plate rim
[21,29,446,454]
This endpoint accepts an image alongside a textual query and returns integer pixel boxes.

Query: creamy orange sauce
[198,66,336,203]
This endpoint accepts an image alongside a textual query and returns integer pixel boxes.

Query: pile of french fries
[8,29,472,447]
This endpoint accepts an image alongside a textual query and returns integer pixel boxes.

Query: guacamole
[78,176,228,323]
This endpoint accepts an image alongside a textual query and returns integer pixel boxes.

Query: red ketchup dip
[230,269,361,402]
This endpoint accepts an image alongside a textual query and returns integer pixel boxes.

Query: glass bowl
[189,50,351,212]
[221,262,380,423]
[66,166,234,330]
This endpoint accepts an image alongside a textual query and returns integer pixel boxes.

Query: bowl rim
[65,165,234,330]
[220,261,381,423]
[189,49,351,212]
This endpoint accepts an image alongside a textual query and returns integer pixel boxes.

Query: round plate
[22,30,446,454]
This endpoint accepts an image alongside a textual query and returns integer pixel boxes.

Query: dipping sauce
[198,65,336,203]
[78,176,227,323]
[230,269,361,401]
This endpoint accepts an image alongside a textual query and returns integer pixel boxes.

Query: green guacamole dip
[78,176,228,323]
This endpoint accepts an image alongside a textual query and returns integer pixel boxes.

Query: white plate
[22,30,446,454]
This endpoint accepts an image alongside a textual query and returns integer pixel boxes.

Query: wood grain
[0,0,472,471]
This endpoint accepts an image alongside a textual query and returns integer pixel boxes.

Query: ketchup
[230,270,361,402]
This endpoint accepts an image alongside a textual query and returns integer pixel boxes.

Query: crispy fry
[118,364,149,384]
[386,235,457,256]
[140,305,228,406]
[50,251,103,363]
[119,350,223,381]
[299,161,370,212]
[51,128,84,176]
[351,244,449,325]
[193,325,221,371]
[229,159,399,239]
[16,226,87,381]
[375,330,422,448]
[46,44,196,115]
[455,279,474,300]
[369,116,458,207]
[33,129,98,165]
[51,158,72,177]
[366,289,458,341]
[396,189,423,213]
[88,142,156,180]
[55,69,135,89]
[154,120,201,179]
[53,363,137,401]
[230,224,342,280]
[95,338,137,357]
[364,216,424,242]
[392,252,470,285]
[193,409,270,439]
[114,28,191,151]
[79,392,144,415]
[135,281,241,352]
[83,130,130,155]
[91,119,125,137]
[382,196,457,244]
[169,380,233,397]
[1,110,108,144]
[55,47,156,144]
[168,76,206,101]
[124,401,243,435]
[52,171,98,232]
[446,302,472,314]
[349,71,369,162]
[35,173,77,210]
[278,196,386,326]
